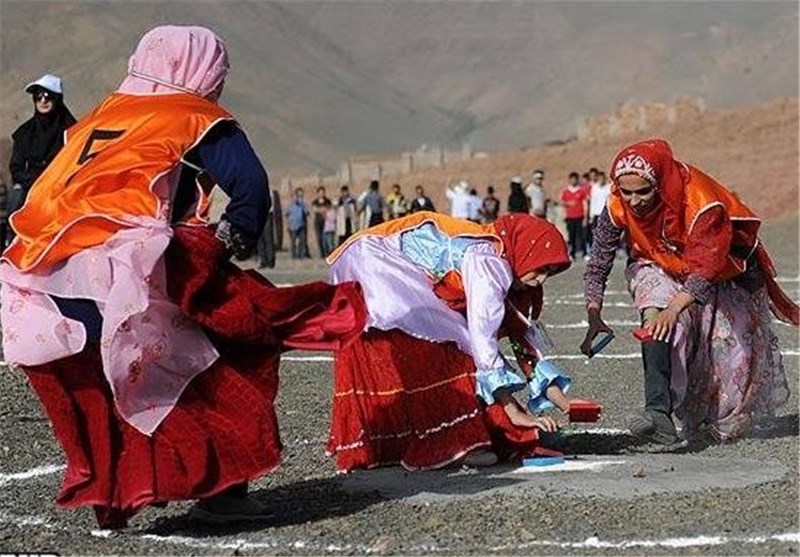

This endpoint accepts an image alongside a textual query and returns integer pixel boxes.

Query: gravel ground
[0,218,797,556]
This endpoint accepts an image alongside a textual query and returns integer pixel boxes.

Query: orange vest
[327,211,504,309]
[4,93,233,272]
[608,166,760,281]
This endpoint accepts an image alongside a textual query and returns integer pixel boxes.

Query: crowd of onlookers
[0,72,612,267]
[277,168,613,264]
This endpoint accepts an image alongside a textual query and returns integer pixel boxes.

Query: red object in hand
[568,399,603,423]
[632,327,654,342]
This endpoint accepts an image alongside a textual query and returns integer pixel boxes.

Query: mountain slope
[1,1,796,175]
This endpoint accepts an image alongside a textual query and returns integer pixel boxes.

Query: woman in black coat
[9,74,76,212]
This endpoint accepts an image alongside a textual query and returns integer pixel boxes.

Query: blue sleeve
[196,123,270,237]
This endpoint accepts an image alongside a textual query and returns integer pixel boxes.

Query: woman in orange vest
[326,211,583,471]
[581,139,796,445]
[0,25,366,528]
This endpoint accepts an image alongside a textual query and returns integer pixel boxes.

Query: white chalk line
[0,428,628,490]
[280,350,800,364]
[1,511,795,554]
[0,464,65,486]
[488,532,800,552]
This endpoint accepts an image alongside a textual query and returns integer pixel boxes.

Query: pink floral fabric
[625,261,789,441]
[1,217,219,436]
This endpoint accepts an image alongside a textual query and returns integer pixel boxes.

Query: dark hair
[569,172,579,180]
[369,180,379,191]
[487,186,495,194]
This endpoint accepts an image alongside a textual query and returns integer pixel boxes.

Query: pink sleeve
[461,245,514,371]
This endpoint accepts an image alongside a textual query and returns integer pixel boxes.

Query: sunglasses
[33,91,55,102]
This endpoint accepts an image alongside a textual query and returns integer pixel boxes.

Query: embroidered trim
[613,153,656,184]
[333,371,475,397]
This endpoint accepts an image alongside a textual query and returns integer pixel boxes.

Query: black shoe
[627,410,681,446]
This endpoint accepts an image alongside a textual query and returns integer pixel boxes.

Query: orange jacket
[608,166,760,282]
[5,93,232,272]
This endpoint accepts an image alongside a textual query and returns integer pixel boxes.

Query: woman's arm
[580,208,621,354]
[195,122,270,239]
[646,206,732,341]
[461,244,526,404]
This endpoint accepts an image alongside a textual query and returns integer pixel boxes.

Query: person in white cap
[9,74,76,195]
[7,74,76,245]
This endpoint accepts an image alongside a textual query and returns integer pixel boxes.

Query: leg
[628,307,679,444]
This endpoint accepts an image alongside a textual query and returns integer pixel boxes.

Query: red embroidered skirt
[22,226,367,528]
[327,329,540,471]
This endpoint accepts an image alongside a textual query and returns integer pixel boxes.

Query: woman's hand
[496,388,558,432]
[645,292,694,342]
[645,307,679,342]
[580,305,613,356]
[531,415,559,433]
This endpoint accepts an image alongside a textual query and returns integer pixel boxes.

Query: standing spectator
[257,189,277,269]
[322,199,338,256]
[467,188,482,223]
[386,183,409,220]
[587,170,612,253]
[271,189,284,251]
[480,185,500,223]
[409,184,436,213]
[8,74,76,242]
[311,186,331,258]
[360,179,386,227]
[526,169,550,219]
[445,180,471,219]
[560,171,590,260]
[507,176,529,214]
[336,185,358,246]
[286,187,310,258]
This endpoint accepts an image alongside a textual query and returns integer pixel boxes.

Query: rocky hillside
[1,1,796,174]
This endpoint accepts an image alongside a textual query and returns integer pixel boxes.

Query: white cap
[510,176,523,184]
[25,74,63,95]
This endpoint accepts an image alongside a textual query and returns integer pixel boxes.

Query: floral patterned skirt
[626,262,790,441]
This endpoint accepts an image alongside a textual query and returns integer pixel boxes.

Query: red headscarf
[610,139,798,326]
[493,213,571,279]
[490,215,570,378]
[493,214,571,342]
[609,138,691,241]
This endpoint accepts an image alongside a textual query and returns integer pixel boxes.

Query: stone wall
[577,97,706,143]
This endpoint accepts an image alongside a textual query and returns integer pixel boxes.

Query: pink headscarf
[117,25,229,97]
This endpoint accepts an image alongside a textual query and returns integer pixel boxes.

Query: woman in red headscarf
[582,138,795,445]
[326,210,577,471]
